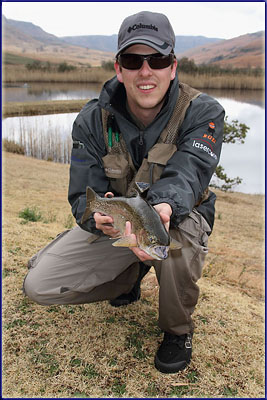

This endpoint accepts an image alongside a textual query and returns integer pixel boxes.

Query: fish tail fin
[81,186,98,223]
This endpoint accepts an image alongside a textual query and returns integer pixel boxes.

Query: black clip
[73,140,85,149]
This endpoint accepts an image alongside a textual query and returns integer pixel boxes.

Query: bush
[101,60,115,71]
[177,57,264,77]
[58,62,76,72]
[19,207,42,223]
[3,139,25,155]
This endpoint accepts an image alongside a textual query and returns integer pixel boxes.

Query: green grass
[3,52,38,65]
[19,207,42,223]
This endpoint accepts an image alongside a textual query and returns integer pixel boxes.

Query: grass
[3,64,114,84]
[3,99,88,118]
[19,206,43,223]
[3,52,38,65]
[2,152,265,398]
[179,71,264,90]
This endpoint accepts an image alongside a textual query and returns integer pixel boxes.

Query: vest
[101,82,209,204]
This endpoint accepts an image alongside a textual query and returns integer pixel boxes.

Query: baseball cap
[116,11,175,57]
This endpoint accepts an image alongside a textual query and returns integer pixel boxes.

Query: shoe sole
[109,294,141,307]
[154,355,189,373]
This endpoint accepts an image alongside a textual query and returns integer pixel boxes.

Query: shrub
[19,207,42,223]
[3,139,25,155]
[101,60,115,71]
[58,62,76,72]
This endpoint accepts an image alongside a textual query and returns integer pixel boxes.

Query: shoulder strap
[160,82,201,144]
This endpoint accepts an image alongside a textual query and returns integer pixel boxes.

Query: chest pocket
[134,143,177,192]
[102,153,134,196]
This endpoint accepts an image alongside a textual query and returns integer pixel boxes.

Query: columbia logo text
[105,167,122,175]
[127,23,158,33]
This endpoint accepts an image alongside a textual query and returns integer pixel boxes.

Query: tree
[210,117,250,191]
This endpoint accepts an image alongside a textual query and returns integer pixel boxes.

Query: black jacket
[68,73,225,233]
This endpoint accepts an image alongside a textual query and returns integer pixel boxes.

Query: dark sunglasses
[118,53,175,70]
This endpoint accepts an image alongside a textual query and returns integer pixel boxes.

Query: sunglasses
[118,53,175,70]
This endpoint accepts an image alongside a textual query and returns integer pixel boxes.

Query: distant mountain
[2,15,114,66]
[178,31,265,68]
[3,15,62,45]
[61,34,223,54]
[61,35,118,53]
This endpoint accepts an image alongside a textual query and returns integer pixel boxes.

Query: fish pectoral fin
[112,236,137,247]
[169,238,182,250]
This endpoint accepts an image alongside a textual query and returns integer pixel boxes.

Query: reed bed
[179,72,264,90]
[3,65,264,90]
[3,65,114,84]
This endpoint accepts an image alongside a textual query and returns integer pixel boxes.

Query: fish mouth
[151,246,169,260]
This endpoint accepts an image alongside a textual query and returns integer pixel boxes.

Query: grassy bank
[3,99,88,118]
[3,64,264,90]
[2,152,265,398]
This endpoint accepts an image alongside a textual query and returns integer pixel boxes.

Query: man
[24,11,225,373]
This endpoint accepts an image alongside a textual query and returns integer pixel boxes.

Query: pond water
[2,84,265,194]
[3,82,103,103]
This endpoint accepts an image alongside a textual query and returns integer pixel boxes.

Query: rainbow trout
[81,186,182,260]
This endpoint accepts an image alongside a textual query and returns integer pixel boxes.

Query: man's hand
[94,191,120,237]
[153,203,172,232]
[94,212,120,237]
[126,202,172,262]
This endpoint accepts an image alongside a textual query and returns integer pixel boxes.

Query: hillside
[2,15,114,66]
[178,31,265,68]
[2,152,265,398]
[61,33,222,55]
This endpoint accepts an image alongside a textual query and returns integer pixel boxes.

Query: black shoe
[154,332,192,373]
[109,263,150,307]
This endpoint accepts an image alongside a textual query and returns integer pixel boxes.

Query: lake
[2,83,265,195]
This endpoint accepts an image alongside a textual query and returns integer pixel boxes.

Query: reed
[179,72,264,90]
[3,65,114,84]
[3,65,264,90]
[3,116,73,164]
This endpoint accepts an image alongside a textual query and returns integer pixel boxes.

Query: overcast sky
[2,1,265,40]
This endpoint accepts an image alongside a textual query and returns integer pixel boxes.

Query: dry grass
[3,65,114,84]
[2,152,265,398]
[179,72,264,90]
[3,99,88,118]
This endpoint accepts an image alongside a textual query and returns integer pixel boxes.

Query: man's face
[114,44,177,120]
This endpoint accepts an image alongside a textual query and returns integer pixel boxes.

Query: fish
[81,186,182,260]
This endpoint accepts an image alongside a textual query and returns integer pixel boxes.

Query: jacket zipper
[139,130,144,146]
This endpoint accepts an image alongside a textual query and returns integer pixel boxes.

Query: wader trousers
[23,209,211,336]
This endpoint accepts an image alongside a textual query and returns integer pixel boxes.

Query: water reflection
[2,113,77,163]
[3,82,265,109]
[3,82,103,103]
[211,97,265,194]
[2,92,265,194]
[204,88,265,109]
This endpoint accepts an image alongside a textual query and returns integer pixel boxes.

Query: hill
[2,15,114,66]
[61,33,222,55]
[2,152,265,397]
[178,31,265,68]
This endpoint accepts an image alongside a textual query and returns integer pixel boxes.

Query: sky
[2,1,265,40]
